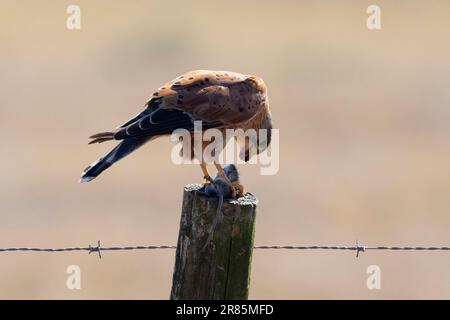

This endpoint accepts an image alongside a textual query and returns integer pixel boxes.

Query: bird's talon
[231,181,244,198]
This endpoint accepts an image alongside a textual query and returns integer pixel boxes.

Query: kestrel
[80,70,272,197]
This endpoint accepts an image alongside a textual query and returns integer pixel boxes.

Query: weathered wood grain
[170,184,257,300]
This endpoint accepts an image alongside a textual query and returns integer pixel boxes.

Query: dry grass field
[1,0,450,299]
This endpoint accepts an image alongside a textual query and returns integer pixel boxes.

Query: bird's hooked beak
[239,148,249,162]
[239,144,257,162]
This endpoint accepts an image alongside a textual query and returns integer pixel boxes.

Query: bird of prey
[80,70,272,197]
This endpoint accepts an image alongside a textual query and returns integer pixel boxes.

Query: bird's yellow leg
[200,163,213,184]
[213,162,245,197]
[214,162,230,183]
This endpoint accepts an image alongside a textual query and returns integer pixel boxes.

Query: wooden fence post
[170,184,258,300]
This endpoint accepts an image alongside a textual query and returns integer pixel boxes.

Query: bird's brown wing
[154,70,264,123]
[96,70,266,141]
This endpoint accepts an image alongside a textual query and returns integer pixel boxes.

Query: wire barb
[88,240,102,259]
[355,240,366,257]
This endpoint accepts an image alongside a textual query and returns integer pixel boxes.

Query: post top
[184,184,258,207]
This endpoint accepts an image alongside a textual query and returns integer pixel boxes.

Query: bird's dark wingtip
[78,176,95,183]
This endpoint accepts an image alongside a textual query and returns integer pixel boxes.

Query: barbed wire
[1,240,450,258]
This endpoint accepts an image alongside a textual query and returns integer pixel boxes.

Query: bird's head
[240,113,273,162]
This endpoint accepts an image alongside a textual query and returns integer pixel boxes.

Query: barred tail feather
[79,136,151,183]
[88,131,115,144]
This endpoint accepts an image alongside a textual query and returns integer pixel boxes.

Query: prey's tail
[79,136,151,183]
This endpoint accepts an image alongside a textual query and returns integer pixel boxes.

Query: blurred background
[1,0,450,299]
